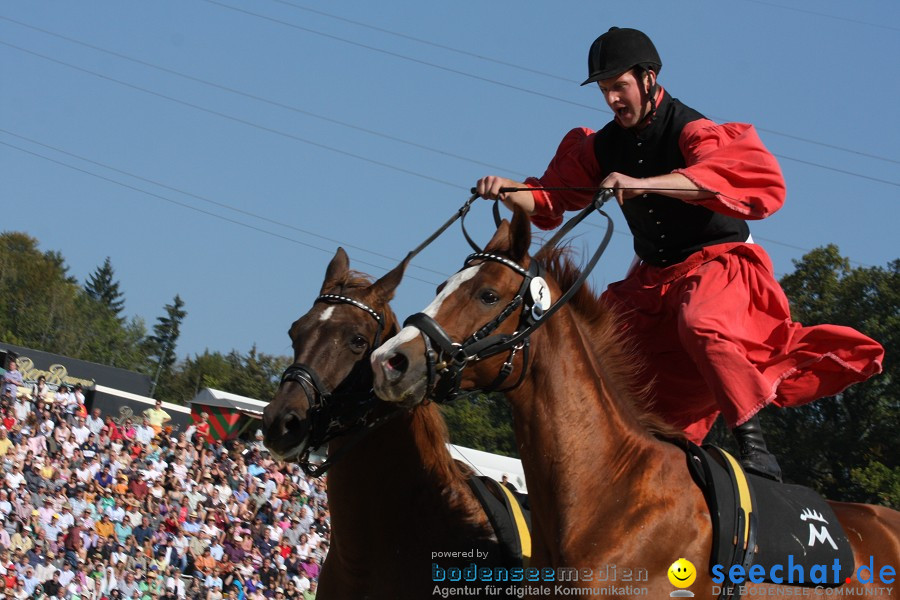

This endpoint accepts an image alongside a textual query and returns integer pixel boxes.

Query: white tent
[191,387,268,416]
[189,387,269,440]
[447,444,527,494]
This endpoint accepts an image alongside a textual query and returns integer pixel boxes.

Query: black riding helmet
[580,27,662,86]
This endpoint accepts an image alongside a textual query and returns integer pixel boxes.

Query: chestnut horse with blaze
[371,209,900,598]
[262,248,507,600]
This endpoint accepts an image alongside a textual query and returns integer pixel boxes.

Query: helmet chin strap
[632,69,659,130]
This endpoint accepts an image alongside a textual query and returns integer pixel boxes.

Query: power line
[5,16,898,169]
[0,40,885,268]
[734,0,900,32]
[0,139,446,287]
[775,153,900,188]
[1,127,874,272]
[191,1,900,167]
[0,128,451,278]
[194,0,602,113]
[4,37,898,198]
[740,128,900,167]
[0,16,529,179]
[266,0,575,84]
[0,40,466,191]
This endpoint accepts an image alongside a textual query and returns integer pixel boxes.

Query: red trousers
[601,243,884,444]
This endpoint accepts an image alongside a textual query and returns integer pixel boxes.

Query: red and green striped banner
[191,406,242,441]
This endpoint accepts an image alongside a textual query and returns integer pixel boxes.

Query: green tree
[0,232,81,351]
[231,345,291,400]
[73,294,148,370]
[147,294,187,398]
[764,245,899,507]
[84,257,126,321]
[441,392,518,457]
[160,347,290,405]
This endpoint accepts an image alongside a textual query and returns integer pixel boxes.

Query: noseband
[277,293,392,476]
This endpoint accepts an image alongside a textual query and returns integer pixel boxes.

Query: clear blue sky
[2,1,898,362]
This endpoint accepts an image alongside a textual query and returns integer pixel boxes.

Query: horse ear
[508,206,532,263]
[484,220,512,253]
[320,247,350,294]
[370,252,411,302]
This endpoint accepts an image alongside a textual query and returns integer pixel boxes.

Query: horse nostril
[387,352,409,375]
[281,412,305,438]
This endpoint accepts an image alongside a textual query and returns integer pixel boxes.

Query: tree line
[0,231,289,405]
[1,231,896,506]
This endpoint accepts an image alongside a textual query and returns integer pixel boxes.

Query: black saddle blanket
[687,444,854,587]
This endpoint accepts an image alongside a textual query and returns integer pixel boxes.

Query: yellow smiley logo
[668,558,697,588]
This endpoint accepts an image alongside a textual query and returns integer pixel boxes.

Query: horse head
[372,207,544,407]
[263,247,408,466]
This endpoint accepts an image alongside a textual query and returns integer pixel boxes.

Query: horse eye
[480,289,500,305]
[350,335,369,351]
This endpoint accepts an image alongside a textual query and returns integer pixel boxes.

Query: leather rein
[275,189,612,471]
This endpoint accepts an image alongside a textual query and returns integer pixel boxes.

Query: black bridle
[277,293,397,477]
[405,189,615,403]
[405,253,542,401]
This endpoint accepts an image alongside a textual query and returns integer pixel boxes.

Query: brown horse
[262,248,512,600]
[371,210,900,598]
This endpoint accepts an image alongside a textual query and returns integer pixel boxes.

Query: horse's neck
[325,403,480,536]
[508,309,667,553]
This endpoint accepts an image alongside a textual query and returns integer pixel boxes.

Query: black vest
[594,93,749,265]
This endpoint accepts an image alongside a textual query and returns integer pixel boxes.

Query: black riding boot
[733,415,783,482]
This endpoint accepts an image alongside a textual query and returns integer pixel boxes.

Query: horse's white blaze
[318,306,335,322]
[424,265,480,317]
[379,324,421,353]
[373,265,481,360]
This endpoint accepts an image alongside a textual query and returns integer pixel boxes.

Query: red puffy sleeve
[526,127,602,230]
[675,120,786,220]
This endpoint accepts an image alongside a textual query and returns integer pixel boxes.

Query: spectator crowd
[0,359,327,600]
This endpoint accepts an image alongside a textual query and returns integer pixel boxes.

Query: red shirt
[129,479,149,500]
[107,422,123,442]
[195,422,212,443]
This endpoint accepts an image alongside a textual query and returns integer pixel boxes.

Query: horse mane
[411,404,471,483]
[537,246,685,441]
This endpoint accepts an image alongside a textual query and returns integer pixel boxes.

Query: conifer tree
[147,294,187,397]
[84,257,125,321]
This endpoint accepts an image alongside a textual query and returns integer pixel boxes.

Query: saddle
[686,443,854,598]
[465,471,532,568]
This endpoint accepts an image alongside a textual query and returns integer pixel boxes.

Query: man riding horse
[475,26,884,481]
